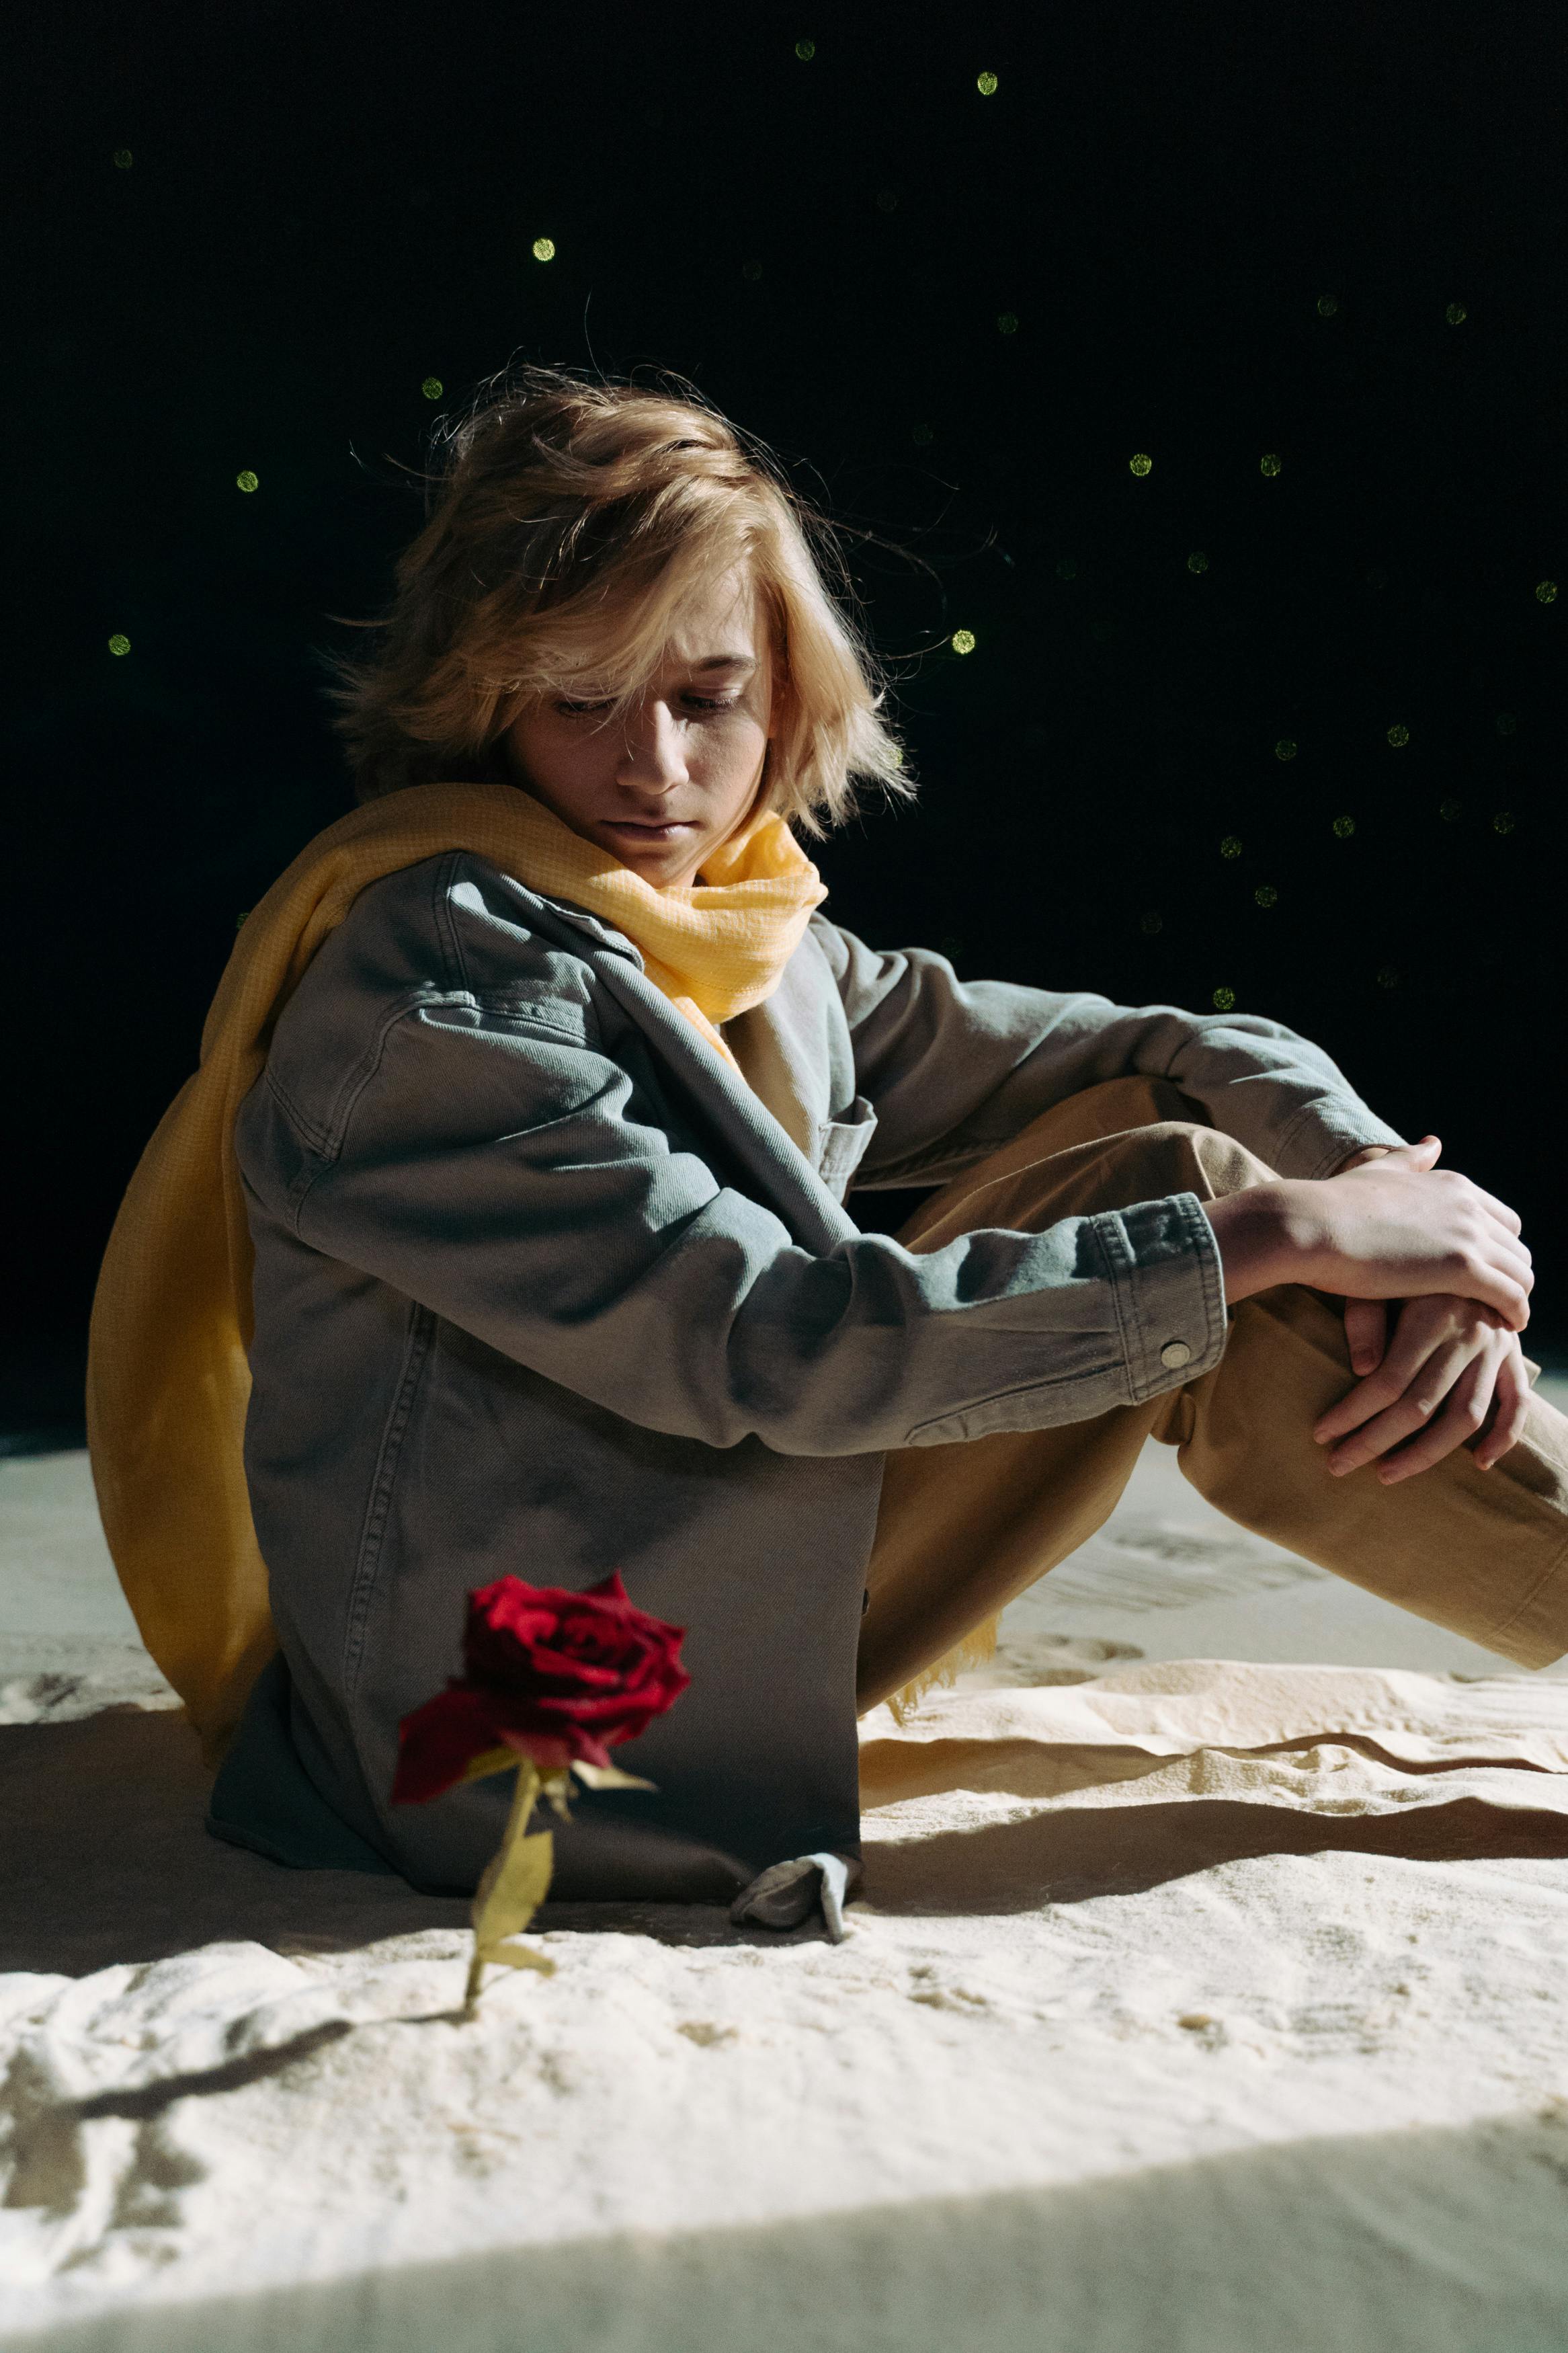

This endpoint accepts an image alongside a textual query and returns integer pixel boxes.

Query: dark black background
[7,1,1565,1441]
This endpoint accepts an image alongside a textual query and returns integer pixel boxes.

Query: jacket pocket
[814,1096,878,1199]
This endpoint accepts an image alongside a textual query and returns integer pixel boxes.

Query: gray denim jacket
[217,850,1402,1898]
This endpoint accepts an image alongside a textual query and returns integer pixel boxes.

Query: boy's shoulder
[260,853,617,1137]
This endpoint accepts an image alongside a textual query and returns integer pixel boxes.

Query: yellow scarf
[86,780,826,1755]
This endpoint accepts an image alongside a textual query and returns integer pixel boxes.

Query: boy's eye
[553,694,742,717]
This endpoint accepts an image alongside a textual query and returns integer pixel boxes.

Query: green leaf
[572,1760,658,1792]
[456,1743,520,1786]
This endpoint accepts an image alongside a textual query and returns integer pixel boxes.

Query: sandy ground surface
[5,1411,1568,2352]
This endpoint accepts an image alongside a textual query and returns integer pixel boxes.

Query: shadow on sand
[5,1704,1568,1975]
[6,2106,1568,2353]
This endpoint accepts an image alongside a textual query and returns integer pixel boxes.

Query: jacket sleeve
[813,921,1407,1188]
[241,998,1229,1458]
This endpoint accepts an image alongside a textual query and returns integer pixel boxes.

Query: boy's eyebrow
[686,653,757,672]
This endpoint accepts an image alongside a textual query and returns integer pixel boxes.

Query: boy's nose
[617,700,689,787]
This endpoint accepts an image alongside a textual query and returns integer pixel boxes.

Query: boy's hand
[1312,1293,1532,1482]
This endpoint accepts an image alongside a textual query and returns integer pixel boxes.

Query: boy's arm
[815,920,1405,1189]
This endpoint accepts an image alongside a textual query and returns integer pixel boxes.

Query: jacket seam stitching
[341,1301,436,1713]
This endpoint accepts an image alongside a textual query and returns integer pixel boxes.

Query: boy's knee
[1123,1119,1276,1203]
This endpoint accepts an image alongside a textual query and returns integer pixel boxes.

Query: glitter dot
[1316,293,1339,317]
[997,312,1018,335]
[1128,452,1153,477]
[1366,568,1389,590]
[1493,810,1516,834]
[236,910,251,932]
[1274,738,1298,761]
[1141,912,1163,934]
[532,237,556,262]
[1536,580,1559,604]
[235,470,259,493]
[421,376,444,400]
[1446,302,1467,326]
[1260,452,1282,477]
[910,421,933,444]
[1332,814,1356,838]
[1212,986,1236,1012]
[875,189,898,212]
[1220,835,1243,860]
[1376,965,1399,988]
[741,259,763,282]
[1495,712,1518,736]
[112,149,133,169]
[794,37,815,59]
[1254,884,1278,908]
[1439,798,1462,822]
[888,746,904,767]
[1387,723,1409,747]
[1055,557,1077,580]
[1186,551,1209,574]
[950,629,977,655]
[977,70,999,95]
[108,633,130,656]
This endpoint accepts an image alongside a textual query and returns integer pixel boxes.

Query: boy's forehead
[662,566,760,664]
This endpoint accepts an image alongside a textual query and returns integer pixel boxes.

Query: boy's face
[501,567,776,890]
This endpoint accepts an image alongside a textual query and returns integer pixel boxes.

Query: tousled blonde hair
[326,364,913,836]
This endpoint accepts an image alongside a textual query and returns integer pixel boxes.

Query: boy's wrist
[1205,1182,1315,1303]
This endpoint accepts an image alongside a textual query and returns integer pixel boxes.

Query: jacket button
[1159,1339,1194,1370]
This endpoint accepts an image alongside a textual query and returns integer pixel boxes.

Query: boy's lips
[601,817,697,839]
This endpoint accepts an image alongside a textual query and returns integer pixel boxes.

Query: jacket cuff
[1089,1191,1230,1404]
[1271,1101,1408,1182]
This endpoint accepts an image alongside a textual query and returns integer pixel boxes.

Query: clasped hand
[1311,1142,1532,1482]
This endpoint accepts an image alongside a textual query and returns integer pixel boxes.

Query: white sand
[5,1425,1568,2352]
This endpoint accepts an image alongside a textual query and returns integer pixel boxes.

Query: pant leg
[858,1077,1568,1714]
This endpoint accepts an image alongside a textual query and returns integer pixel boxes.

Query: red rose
[393,1572,690,1804]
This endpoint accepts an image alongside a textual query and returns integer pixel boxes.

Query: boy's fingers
[1475,1354,1531,1470]
[1377,1359,1493,1483]
[1342,1297,1387,1377]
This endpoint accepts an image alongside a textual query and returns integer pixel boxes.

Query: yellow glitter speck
[1220,835,1242,860]
[112,149,133,169]
[532,237,556,262]
[1536,580,1559,604]
[911,422,933,444]
[108,633,130,655]
[997,312,1018,335]
[1493,810,1516,834]
[950,629,977,655]
[236,470,259,493]
[1255,884,1278,908]
[1446,302,1467,325]
[1439,798,1462,822]
[1212,986,1236,1012]
[1332,814,1356,838]
[795,37,815,59]
[1141,912,1163,934]
[889,746,903,766]
[1055,557,1077,580]
[977,71,999,95]
[1274,738,1298,761]
[1376,965,1399,988]
[741,259,763,282]
[421,376,444,400]
[1129,452,1153,477]
[1387,723,1409,747]
[1495,712,1517,735]
[1187,551,1208,574]
[1316,294,1339,317]
[1260,452,1282,477]
[875,189,897,212]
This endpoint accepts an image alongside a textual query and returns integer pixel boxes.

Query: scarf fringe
[881,1613,1000,1728]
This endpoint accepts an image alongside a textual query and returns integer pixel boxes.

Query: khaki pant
[858,1078,1568,1714]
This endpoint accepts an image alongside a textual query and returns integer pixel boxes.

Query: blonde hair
[326,364,913,836]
